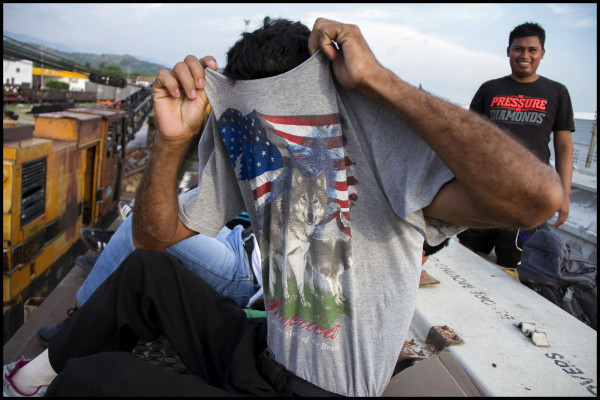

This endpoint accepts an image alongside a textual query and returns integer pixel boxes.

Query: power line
[3,35,127,87]
[3,35,92,74]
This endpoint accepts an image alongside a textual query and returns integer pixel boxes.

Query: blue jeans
[76,215,259,307]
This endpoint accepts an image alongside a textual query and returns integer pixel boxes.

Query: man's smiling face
[507,36,545,83]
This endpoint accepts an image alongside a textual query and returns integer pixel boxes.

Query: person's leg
[10,251,272,396]
[48,318,273,396]
[75,215,137,305]
[457,228,500,254]
[5,350,56,396]
[77,216,256,307]
[50,250,251,387]
[46,352,233,396]
[494,228,522,268]
[167,224,255,307]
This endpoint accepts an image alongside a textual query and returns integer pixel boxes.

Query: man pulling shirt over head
[4,17,563,398]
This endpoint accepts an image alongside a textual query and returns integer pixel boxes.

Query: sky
[3,3,597,113]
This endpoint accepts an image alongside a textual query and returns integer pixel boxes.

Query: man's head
[507,22,546,83]
[509,22,545,49]
[224,17,311,81]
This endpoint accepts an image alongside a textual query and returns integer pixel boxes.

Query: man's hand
[552,130,574,229]
[309,17,562,229]
[308,18,384,94]
[133,55,216,250]
[553,199,570,228]
[152,55,218,143]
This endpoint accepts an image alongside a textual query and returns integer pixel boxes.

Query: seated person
[37,207,262,347]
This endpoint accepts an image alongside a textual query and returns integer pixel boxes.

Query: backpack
[518,230,597,330]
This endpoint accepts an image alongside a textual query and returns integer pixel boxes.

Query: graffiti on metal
[545,352,596,395]
[436,263,517,320]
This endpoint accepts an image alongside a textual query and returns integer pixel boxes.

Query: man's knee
[116,250,189,293]
[122,249,181,274]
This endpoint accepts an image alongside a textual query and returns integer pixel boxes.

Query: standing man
[458,21,575,268]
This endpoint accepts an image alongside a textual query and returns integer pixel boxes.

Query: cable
[3,35,127,87]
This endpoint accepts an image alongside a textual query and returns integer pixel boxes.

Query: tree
[45,80,69,90]
[100,65,124,78]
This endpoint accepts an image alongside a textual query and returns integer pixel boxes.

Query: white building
[32,67,88,91]
[135,75,154,87]
[550,112,597,176]
[3,59,33,87]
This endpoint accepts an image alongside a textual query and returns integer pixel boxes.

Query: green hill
[56,51,166,76]
[4,31,167,76]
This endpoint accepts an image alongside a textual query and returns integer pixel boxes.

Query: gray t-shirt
[179,51,461,396]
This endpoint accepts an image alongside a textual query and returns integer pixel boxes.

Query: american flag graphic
[218,108,358,238]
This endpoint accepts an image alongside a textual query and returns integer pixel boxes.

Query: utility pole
[585,112,597,169]
[40,46,45,89]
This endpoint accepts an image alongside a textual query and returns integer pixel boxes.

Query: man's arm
[552,130,574,228]
[132,55,218,250]
[308,18,563,229]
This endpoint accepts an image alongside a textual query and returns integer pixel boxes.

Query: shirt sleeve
[553,84,575,132]
[469,83,486,114]
[370,106,464,246]
[178,113,246,236]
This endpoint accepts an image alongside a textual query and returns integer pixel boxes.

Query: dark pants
[45,250,282,396]
[457,223,549,268]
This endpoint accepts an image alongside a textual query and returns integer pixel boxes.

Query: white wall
[3,59,33,86]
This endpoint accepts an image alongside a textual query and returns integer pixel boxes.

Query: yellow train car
[3,107,128,343]
[66,107,128,223]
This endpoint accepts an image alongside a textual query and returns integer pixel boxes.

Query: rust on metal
[425,325,464,353]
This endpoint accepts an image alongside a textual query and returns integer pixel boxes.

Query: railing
[3,84,96,103]
[96,84,154,138]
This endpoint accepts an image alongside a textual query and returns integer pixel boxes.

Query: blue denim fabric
[76,215,258,307]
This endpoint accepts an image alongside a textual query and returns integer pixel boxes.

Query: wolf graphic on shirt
[265,167,328,307]
[217,108,357,318]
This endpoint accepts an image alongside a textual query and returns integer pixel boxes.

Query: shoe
[79,228,115,252]
[119,200,134,221]
[3,356,47,397]
[75,254,100,273]
[36,307,78,348]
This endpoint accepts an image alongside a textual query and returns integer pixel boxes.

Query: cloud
[547,3,597,27]
[2,3,595,111]
[362,22,506,103]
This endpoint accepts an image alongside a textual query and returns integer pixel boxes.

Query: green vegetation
[22,41,165,77]
[265,268,351,331]
[96,64,154,79]
[63,51,165,76]
[44,80,69,90]
[99,63,124,77]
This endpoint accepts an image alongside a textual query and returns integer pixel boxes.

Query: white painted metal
[407,238,597,397]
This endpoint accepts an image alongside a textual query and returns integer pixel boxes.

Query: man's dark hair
[509,22,546,49]
[224,17,311,81]
[423,238,450,257]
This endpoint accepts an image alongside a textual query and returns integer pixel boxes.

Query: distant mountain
[55,51,167,76]
[3,31,167,76]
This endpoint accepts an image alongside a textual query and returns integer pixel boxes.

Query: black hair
[224,17,311,81]
[423,238,450,257]
[509,22,546,49]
